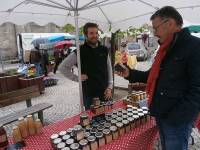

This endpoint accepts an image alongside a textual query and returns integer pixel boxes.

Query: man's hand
[115,67,130,78]
[81,74,88,81]
[104,88,112,100]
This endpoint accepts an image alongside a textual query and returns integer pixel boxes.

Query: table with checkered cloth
[9,100,158,150]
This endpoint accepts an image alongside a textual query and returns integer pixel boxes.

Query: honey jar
[133,115,140,127]
[74,125,84,141]
[103,129,112,144]
[87,136,98,150]
[80,114,90,127]
[110,126,119,140]
[127,117,135,130]
[95,132,105,147]
[122,120,130,133]
[70,143,80,150]
[79,139,90,150]
[116,122,125,136]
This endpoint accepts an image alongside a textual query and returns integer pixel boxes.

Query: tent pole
[74,10,84,112]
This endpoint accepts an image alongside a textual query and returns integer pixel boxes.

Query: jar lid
[110,126,117,132]
[113,110,118,114]
[70,143,79,150]
[104,123,111,128]
[99,120,106,125]
[122,110,128,114]
[137,109,143,112]
[103,129,111,135]
[73,125,82,131]
[80,114,89,119]
[27,115,32,118]
[111,115,118,119]
[117,112,123,116]
[133,115,139,119]
[111,120,117,124]
[132,111,138,114]
[117,108,123,112]
[116,117,123,122]
[138,113,144,117]
[87,136,96,142]
[62,135,70,141]
[116,122,123,128]
[97,125,105,131]
[141,107,148,110]
[51,134,59,140]
[105,117,112,121]
[127,117,134,122]
[67,128,74,134]
[127,108,133,112]
[59,131,67,136]
[61,147,70,150]
[66,138,74,145]
[57,142,66,149]
[90,128,98,134]
[93,97,100,101]
[122,115,128,119]
[92,122,100,128]
[127,113,133,117]
[105,112,113,117]
[84,132,91,138]
[122,120,129,125]
[132,107,138,110]
[53,138,62,144]
[95,132,103,138]
[143,111,148,115]
[79,139,88,146]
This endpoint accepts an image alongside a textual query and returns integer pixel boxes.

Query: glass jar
[57,142,66,150]
[103,123,111,129]
[111,114,118,119]
[116,122,125,136]
[137,109,143,113]
[111,120,117,126]
[53,138,62,148]
[66,138,74,146]
[110,126,119,140]
[117,112,123,117]
[132,107,138,111]
[74,125,84,141]
[27,115,35,136]
[122,115,128,119]
[80,114,90,127]
[95,132,105,147]
[122,120,130,133]
[127,108,133,113]
[112,110,118,115]
[87,136,98,150]
[59,131,67,138]
[50,134,59,142]
[116,117,123,122]
[79,139,90,150]
[97,126,105,132]
[105,117,112,123]
[0,124,8,148]
[103,129,112,144]
[12,126,22,143]
[132,110,138,115]
[18,117,28,138]
[138,113,145,125]
[70,143,80,150]
[90,128,98,136]
[127,113,133,117]
[67,128,73,134]
[84,132,91,139]
[122,110,127,115]
[127,117,135,130]
[34,119,43,134]
[133,115,140,127]
[62,134,70,142]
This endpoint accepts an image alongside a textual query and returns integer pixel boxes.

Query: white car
[127,42,148,61]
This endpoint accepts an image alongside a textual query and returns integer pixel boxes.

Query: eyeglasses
[153,19,169,33]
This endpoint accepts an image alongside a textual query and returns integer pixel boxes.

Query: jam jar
[122,120,130,133]
[116,122,125,136]
[80,114,90,127]
[87,136,98,150]
[127,117,135,130]
[95,132,105,147]
[79,139,90,150]
[103,129,112,144]
[110,126,119,140]
[74,125,84,141]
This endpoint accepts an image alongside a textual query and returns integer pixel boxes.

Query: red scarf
[146,34,174,106]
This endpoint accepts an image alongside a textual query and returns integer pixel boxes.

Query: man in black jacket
[117,6,200,150]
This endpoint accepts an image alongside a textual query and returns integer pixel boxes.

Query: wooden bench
[0,85,53,125]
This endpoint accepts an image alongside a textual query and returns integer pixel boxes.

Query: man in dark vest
[117,6,200,150]
[59,22,113,110]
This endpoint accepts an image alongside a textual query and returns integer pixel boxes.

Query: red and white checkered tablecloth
[9,100,159,150]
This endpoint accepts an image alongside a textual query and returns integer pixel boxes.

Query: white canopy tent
[1,0,200,111]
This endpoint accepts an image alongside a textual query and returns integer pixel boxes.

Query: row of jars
[13,115,43,143]
[127,91,147,102]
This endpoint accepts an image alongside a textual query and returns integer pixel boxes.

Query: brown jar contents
[27,115,35,135]
[138,113,145,125]
[103,129,112,144]
[87,136,98,150]
[35,119,43,134]
[127,117,135,130]
[133,115,140,127]
[116,122,125,136]
[0,124,8,148]
[12,126,22,143]
[18,117,29,138]
[95,132,105,147]
[110,126,118,140]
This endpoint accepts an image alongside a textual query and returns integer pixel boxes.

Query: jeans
[155,117,196,150]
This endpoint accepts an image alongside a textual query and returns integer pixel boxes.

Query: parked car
[127,42,148,61]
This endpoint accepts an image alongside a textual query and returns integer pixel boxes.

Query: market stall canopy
[54,40,73,49]
[1,0,200,32]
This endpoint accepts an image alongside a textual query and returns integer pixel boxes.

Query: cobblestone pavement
[0,61,200,149]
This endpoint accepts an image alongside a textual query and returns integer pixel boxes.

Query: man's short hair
[83,22,98,35]
[150,6,183,26]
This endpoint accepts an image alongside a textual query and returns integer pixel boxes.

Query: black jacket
[127,28,200,126]
[80,42,109,97]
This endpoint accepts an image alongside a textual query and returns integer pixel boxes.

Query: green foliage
[62,24,75,33]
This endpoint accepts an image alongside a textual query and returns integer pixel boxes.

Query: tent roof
[1,0,200,31]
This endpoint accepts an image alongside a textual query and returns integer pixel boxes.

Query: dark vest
[80,42,109,96]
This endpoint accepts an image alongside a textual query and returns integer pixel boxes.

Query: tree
[62,24,75,33]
